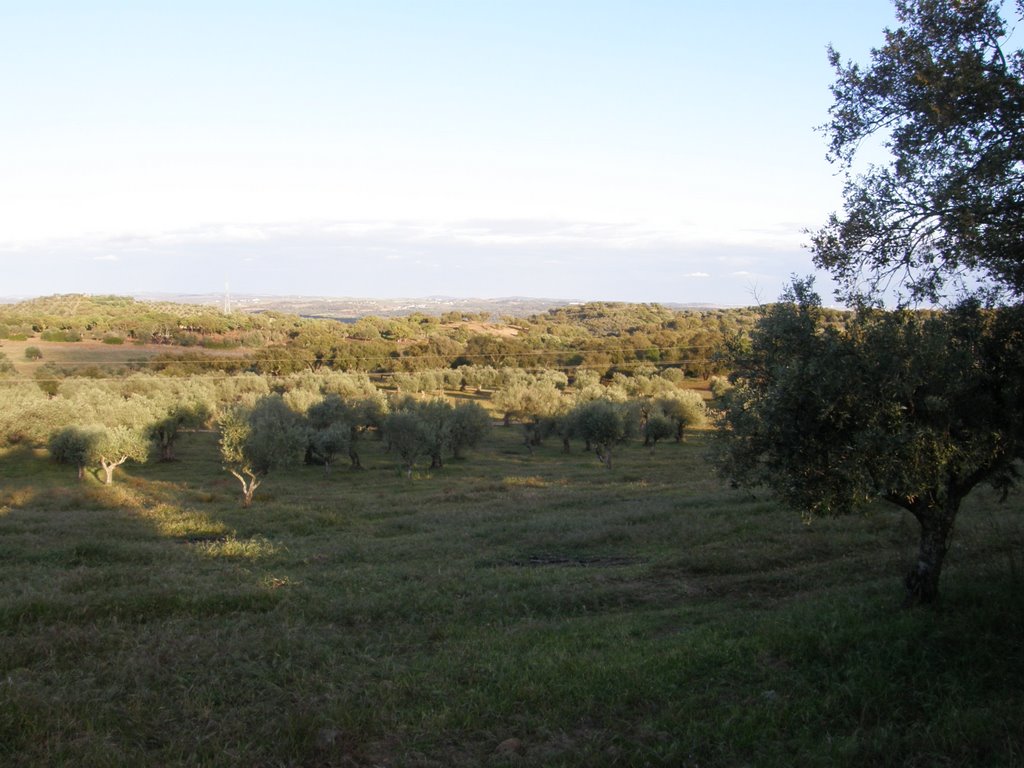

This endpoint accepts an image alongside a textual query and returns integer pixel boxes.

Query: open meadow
[2,425,1023,767]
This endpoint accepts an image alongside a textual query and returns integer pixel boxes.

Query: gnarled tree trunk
[890,492,960,607]
[100,456,128,485]
[229,468,262,508]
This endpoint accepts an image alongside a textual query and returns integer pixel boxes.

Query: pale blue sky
[0,1,897,305]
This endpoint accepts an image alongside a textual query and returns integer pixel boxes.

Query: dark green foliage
[39,329,82,342]
[813,0,1024,304]
[643,412,675,448]
[48,426,98,480]
[149,405,207,462]
[305,395,352,472]
[380,408,433,477]
[717,279,1024,603]
[379,397,491,474]
[307,422,350,473]
[307,393,383,469]
[448,401,492,459]
[24,346,42,360]
[568,399,637,469]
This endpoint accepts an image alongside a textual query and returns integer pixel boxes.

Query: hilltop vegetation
[0,293,790,378]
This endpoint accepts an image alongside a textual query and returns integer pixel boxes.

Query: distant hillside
[0,292,778,379]
[2,292,731,319]
[131,294,726,321]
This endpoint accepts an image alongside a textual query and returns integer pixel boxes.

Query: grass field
[1,426,1022,766]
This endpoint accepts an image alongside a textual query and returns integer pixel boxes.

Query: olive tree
[94,425,150,484]
[642,412,675,450]
[49,426,98,480]
[381,409,432,478]
[307,392,385,469]
[308,423,351,474]
[493,379,565,451]
[305,394,352,473]
[219,394,307,507]
[813,0,1024,305]
[49,423,149,484]
[716,280,1024,605]
[652,390,707,443]
[448,401,492,459]
[568,398,636,469]
[149,403,208,462]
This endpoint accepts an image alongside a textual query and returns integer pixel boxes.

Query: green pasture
[1,426,1022,766]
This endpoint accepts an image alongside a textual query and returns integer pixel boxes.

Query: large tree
[718,280,1024,604]
[812,0,1024,305]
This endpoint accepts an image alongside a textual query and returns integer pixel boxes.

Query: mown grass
[1,427,1022,766]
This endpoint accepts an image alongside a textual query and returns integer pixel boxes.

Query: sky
[0,1,899,306]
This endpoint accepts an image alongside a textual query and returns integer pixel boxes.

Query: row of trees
[9,361,706,505]
[0,366,707,448]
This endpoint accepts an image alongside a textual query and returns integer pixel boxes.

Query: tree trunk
[77,464,85,481]
[901,495,959,607]
[230,469,261,508]
[100,456,128,485]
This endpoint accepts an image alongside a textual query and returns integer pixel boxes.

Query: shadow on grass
[2,431,1023,767]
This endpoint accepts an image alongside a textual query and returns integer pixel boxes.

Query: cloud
[1,216,830,305]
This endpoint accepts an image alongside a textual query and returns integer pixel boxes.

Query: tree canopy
[812,0,1024,305]
[717,280,1024,603]
[219,395,307,506]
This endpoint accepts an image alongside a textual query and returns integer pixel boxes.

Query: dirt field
[0,338,247,377]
